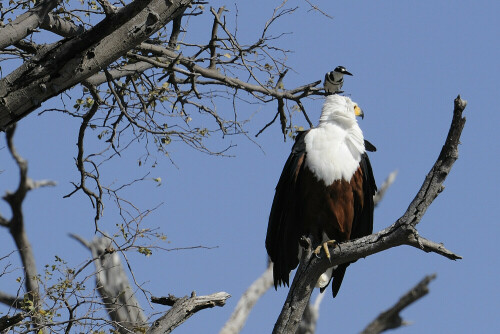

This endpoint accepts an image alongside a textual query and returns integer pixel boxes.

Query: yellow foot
[313,240,337,260]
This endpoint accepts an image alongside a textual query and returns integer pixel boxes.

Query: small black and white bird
[324,66,353,94]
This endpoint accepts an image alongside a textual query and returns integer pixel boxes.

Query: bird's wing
[266,130,309,288]
[329,152,377,297]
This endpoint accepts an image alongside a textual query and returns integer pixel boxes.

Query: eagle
[265,94,376,297]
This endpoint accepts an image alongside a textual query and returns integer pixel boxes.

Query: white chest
[304,123,364,185]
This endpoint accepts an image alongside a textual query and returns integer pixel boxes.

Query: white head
[319,95,364,126]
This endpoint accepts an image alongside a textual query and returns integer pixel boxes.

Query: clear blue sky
[1,1,499,333]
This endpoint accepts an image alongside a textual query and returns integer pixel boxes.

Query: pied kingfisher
[324,66,353,94]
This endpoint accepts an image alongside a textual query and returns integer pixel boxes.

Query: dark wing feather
[266,130,309,288]
[327,263,349,298]
[364,139,377,152]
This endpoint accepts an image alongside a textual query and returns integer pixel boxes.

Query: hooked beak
[354,105,364,119]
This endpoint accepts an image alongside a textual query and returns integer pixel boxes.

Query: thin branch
[361,274,437,334]
[255,111,280,138]
[272,95,467,333]
[63,87,103,228]
[136,42,324,102]
[304,0,333,19]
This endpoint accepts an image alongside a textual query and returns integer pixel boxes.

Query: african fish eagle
[265,94,376,297]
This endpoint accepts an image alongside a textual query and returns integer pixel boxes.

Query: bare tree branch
[136,42,323,103]
[220,264,274,334]
[1,124,56,331]
[361,274,437,334]
[272,96,467,333]
[72,234,148,334]
[0,0,194,130]
[148,291,231,334]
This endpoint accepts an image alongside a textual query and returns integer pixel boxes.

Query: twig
[63,86,103,229]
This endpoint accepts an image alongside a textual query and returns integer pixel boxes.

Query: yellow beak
[354,105,364,119]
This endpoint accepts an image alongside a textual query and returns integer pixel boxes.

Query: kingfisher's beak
[354,105,364,119]
[343,70,353,76]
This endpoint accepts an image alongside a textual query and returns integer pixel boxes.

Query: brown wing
[329,153,377,297]
[265,131,309,288]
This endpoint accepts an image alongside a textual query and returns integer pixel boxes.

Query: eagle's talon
[313,240,337,260]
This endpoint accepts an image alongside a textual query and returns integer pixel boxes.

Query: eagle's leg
[313,240,337,260]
